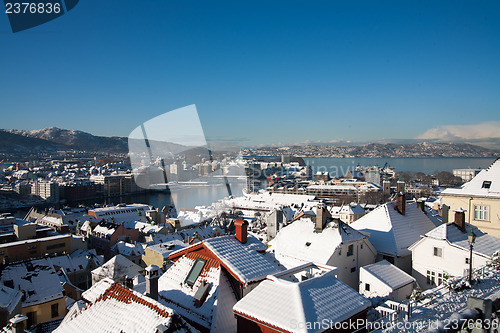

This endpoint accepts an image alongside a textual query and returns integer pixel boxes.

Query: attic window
[185,258,206,287]
[482,181,492,189]
[305,242,311,247]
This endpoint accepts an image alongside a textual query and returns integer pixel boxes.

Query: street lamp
[468,229,476,284]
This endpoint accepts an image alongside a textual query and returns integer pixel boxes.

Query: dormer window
[482,181,491,189]
[185,258,206,287]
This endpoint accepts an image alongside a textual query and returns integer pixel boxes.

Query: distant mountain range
[0,127,128,154]
[1,127,498,158]
[242,142,498,158]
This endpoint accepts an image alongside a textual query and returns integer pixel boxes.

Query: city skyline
[1,1,499,147]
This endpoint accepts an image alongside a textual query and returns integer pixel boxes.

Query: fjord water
[132,157,496,210]
[303,157,496,177]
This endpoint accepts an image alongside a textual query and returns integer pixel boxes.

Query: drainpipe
[468,197,473,224]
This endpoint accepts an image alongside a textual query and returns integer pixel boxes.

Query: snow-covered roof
[361,260,415,290]
[88,204,150,223]
[340,204,365,215]
[146,240,188,258]
[158,253,228,330]
[177,209,204,228]
[111,241,145,257]
[91,254,143,282]
[233,263,371,333]
[442,158,500,198]
[0,258,64,307]
[0,234,70,249]
[55,279,191,333]
[49,249,99,275]
[203,235,282,284]
[123,220,165,234]
[92,223,116,236]
[269,218,367,265]
[351,201,440,257]
[0,285,22,314]
[422,222,500,258]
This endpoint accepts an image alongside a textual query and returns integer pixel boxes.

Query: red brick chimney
[235,219,248,244]
[416,199,426,212]
[454,208,466,232]
[396,192,406,215]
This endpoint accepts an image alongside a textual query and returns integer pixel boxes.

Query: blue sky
[1,1,499,147]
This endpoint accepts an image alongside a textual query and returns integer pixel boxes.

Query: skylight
[482,181,492,189]
[185,258,206,287]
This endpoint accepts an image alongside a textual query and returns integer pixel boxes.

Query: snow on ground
[382,265,500,332]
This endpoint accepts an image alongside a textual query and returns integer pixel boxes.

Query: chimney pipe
[235,219,248,244]
[315,203,327,232]
[454,208,466,232]
[417,199,426,213]
[145,265,160,301]
[10,314,28,333]
[396,192,406,215]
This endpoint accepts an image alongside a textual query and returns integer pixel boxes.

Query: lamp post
[468,229,476,284]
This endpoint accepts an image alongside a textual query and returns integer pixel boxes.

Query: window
[185,258,206,287]
[474,205,489,221]
[365,283,370,291]
[482,181,491,189]
[305,242,311,247]
[51,303,59,318]
[347,244,354,256]
[350,267,356,273]
[433,247,442,257]
[437,273,443,285]
[360,244,363,249]
[426,270,436,285]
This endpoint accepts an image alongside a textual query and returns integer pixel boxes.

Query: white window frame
[474,205,489,221]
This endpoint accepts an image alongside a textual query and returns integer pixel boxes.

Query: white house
[268,217,377,290]
[329,203,366,224]
[351,193,440,274]
[409,209,500,290]
[359,260,416,302]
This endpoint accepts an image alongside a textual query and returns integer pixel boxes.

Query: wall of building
[327,239,377,291]
[22,297,66,328]
[442,195,500,237]
[142,248,166,268]
[411,237,490,290]
[0,235,71,264]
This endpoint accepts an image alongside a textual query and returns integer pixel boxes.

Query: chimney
[397,178,405,194]
[145,265,160,301]
[10,314,28,333]
[416,199,426,213]
[315,203,328,232]
[396,192,406,215]
[383,179,391,196]
[442,204,449,223]
[125,276,134,289]
[235,219,248,244]
[454,208,466,232]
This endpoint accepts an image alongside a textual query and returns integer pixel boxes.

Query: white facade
[409,222,500,290]
[268,219,377,290]
[359,260,415,302]
[453,168,481,182]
